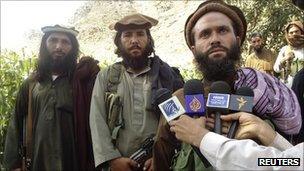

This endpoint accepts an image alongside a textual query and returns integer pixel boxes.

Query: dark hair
[114,29,155,57]
[250,32,263,39]
[35,32,79,82]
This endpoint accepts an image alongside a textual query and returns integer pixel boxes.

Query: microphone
[183,79,211,168]
[184,79,206,117]
[206,81,231,135]
[157,89,185,122]
[227,87,254,138]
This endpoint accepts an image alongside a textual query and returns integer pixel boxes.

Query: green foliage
[228,0,304,56]
[0,50,36,168]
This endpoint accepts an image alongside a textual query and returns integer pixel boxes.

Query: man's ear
[236,36,241,46]
[190,45,196,55]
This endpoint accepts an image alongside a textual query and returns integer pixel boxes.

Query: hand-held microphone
[184,79,205,117]
[227,87,254,138]
[157,88,185,122]
[183,79,211,168]
[206,81,231,135]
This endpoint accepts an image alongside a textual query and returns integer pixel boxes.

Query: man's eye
[123,33,131,37]
[62,40,71,45]
[49,38,57,43]
[219,28,228,33]
[200,31,210,38]
[138,32,145,36]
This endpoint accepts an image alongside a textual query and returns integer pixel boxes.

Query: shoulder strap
[105,62,124,144]
[107,62,123,93]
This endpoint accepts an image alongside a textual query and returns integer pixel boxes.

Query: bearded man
[273,20,304,87]
[3,25,79,170]
[245,32,276,75]
[153,0,302,170]
[89,13,183,171]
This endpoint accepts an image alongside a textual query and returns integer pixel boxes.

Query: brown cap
[41,24,79,36]
[184,0,247,49]
[109,13,158,31]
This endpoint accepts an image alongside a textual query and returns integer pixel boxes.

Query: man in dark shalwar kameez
[3,25,79,171]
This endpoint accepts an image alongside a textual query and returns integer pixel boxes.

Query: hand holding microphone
[206,81,231,135]
[158,79,211,167]
[227,87,254,138]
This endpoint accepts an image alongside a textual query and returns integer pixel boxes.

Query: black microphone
[183,79,211,168]
[155,88,172,106]
[184,79,206,117]
[206,81,231,135]
[227,87,254,138]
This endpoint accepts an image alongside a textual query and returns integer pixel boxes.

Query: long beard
[119,45,150,70]
[254,45,263,54]
[48,54,71,74]
[194,43,241,82]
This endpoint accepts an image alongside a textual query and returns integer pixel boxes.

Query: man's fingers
[221,113,241,121]
[143,158,152,171]
[128,158,139,168]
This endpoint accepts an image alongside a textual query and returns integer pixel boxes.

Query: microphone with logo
[206,81,231,135]
[157,88,185,122]
[184,79,211,167]
[227,87,254,138]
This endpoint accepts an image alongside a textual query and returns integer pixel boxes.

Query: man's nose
[55,42,63,50]
[210,33,221,46]
[130,36,139,45]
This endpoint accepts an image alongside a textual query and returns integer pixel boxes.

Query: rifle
[282,51,295,83]
[130,134,155,168]
[21,82,35,171]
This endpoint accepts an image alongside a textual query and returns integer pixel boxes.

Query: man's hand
[169,115,209,147]
[280,52,295,69]
[109,157,139,171]
[205,114,231,136]
[221,112,276,145]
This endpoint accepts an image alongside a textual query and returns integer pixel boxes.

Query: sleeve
[200,132,304,170]
[3,80,29,169]
[269,132,293,151]
[235,68,302,135]
[273,46,286,73]
[89,69,121,167]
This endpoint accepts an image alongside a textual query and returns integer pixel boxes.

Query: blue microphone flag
[185,95,205,117]
[206,93,230,109]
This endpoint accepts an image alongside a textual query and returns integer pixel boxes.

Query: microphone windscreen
[235,87,254,97]
[184,79,203,95]
[183,79,205,116]
[209,81,231,94]
[155,88,172,105]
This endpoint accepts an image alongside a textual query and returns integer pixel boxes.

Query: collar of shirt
[126,65,151,78]
[126,58,152,78]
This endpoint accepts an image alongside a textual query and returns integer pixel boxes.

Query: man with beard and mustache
[153,0,302,170]
[245,32,276,75]
[3,25,79,170]
[274,20,304,87]
[89,13,184,171]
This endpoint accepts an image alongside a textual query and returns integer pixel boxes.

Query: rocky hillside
[71,0,203,71]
